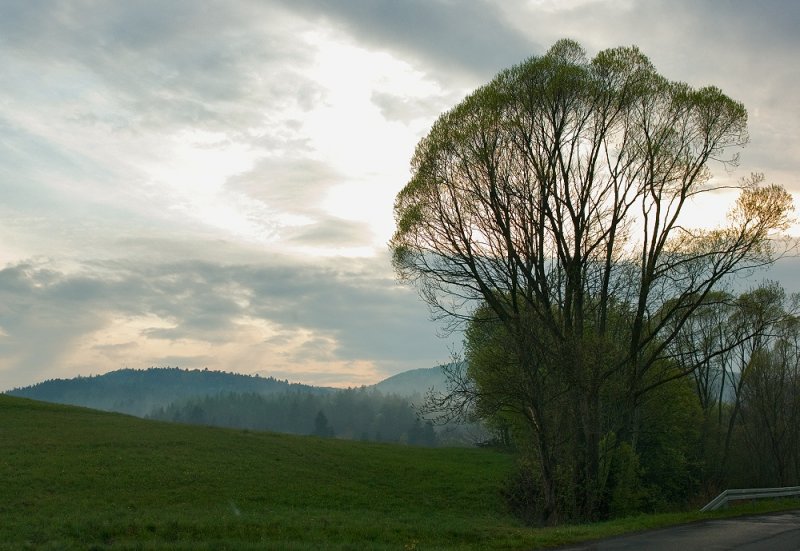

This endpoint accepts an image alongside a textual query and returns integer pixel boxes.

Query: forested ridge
[6,367,328,417]
[6,366,452,446]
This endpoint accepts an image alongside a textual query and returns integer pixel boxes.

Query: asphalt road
[553,510,800,550]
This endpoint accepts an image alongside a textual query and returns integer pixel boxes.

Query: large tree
[390,39,793,523]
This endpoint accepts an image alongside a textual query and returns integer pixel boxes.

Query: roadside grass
[1,394,797,550]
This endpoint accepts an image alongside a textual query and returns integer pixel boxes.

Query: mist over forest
[6,365,469,447]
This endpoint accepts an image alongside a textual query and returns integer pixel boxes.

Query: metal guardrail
[700,486,800,512]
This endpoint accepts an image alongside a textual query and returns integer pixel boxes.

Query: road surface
[553,510,800,550]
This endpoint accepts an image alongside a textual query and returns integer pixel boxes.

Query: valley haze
[5,366,454,446]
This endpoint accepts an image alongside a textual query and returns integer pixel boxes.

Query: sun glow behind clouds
[298,30,453,250]
[680,189,800,237]
[123,29,453,259]
[139,129,278,244]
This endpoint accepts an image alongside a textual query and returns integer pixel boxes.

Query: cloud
[285,216,374,248]
[370,91,450,125]
[275,0,538,81]
[0,263,114,386]
[0,252,450,390]
[225,155,383,249]
[0,1,320,134]
[226,155,340,216]
[0,0,797,393]
[0,2,336,265]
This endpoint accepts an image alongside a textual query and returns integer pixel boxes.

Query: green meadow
[2,394,797,550]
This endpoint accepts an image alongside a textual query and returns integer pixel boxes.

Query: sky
[1,0,799,391]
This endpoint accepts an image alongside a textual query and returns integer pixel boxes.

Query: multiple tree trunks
[392,39,794,523]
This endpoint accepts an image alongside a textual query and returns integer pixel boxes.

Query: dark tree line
[148,387,439,447]
[445,282,800,522]
[682,283,800,491]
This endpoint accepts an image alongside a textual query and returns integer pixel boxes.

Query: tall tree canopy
[390,39,793,523]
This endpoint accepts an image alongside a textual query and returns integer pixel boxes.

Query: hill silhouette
[372,365,449,397]
[6,367,328,417]
[4,366,465,446]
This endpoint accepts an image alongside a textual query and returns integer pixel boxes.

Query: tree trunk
[528,404,561,525]
[538,435,561,525]
[577,389,602,519]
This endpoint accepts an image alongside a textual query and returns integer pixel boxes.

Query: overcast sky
[1,0,799,390]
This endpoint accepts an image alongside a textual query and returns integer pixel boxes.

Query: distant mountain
[6,367,330,417]
[372,365,450,397]
[5,364,459,418]
[6,364,482,446]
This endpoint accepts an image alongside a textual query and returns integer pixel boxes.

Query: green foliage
[607,442,644,517]
[501,457,544,525]
[463,296,713,521]
[635,377,703,510]
[392,35,792,524]
[736,332,800,486]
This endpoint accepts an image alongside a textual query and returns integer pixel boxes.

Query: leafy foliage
[393,38,794,523]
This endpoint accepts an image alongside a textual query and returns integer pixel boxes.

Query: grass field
[1,394,798,550]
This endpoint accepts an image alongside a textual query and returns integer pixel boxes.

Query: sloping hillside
[372,364,450,397]
[6,367,329,416]
[0,394,522,549]
[5,364,454,418]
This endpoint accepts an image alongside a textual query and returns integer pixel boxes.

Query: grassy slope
[2,394,798,550]
[0,394,524,550]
